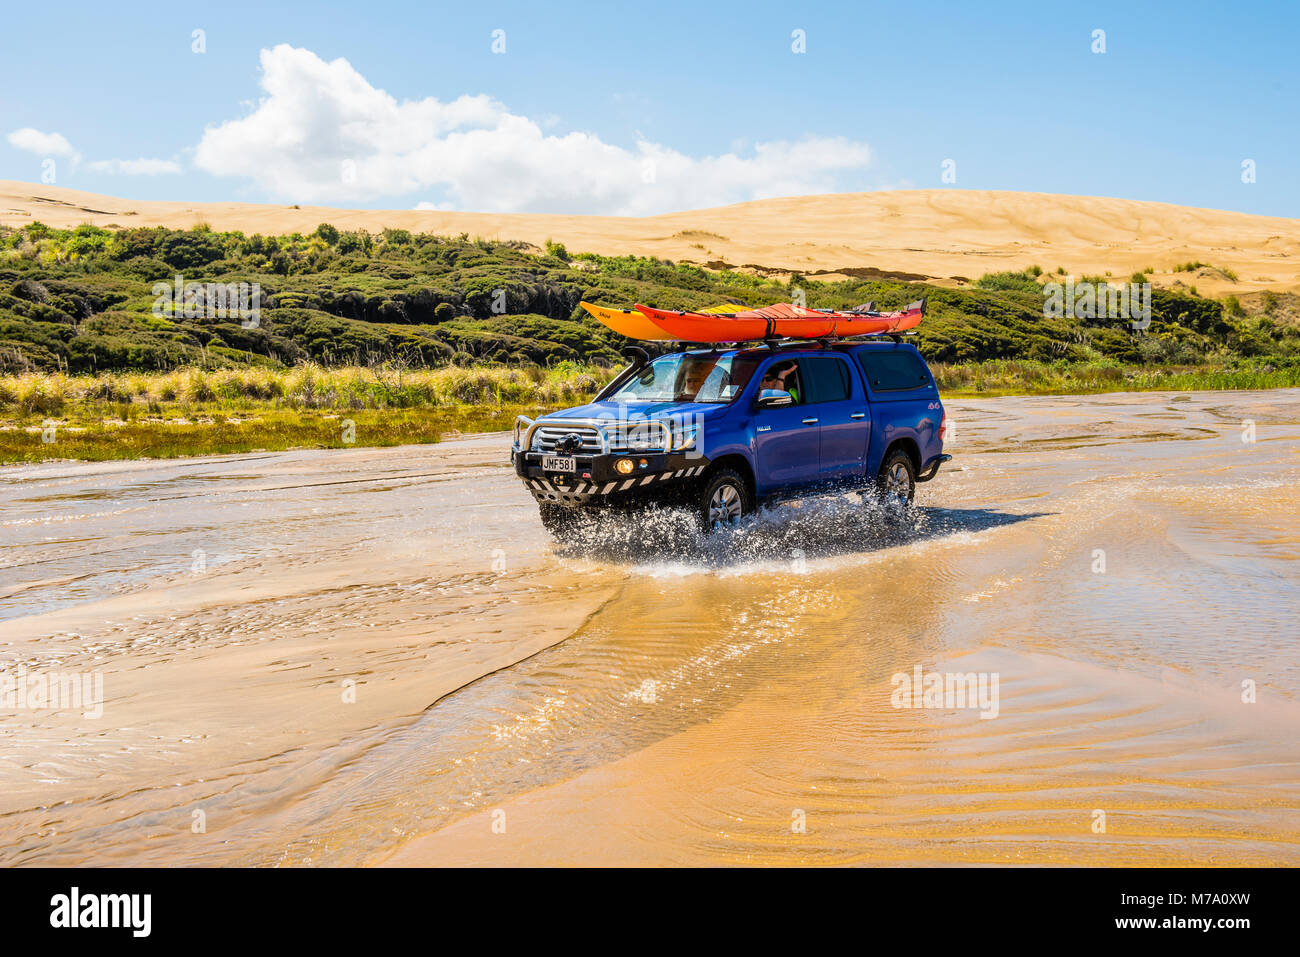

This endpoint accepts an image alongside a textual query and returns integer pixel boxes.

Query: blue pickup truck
[512,340,950,534]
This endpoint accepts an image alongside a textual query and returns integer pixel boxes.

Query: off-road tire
[699,468,752,532]
[874,448,916,508]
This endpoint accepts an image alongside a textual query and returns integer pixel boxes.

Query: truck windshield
[612,354,760,404]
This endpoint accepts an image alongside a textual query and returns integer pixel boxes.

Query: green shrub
[0,221,1285,379]
[975,270,1042,294]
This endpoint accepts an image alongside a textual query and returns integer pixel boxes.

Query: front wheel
[874,449,916,508]
[699,468,752,532]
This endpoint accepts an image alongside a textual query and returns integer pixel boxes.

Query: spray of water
[551,492,929,568]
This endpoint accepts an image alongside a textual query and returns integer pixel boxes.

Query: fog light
[615,458,634,475]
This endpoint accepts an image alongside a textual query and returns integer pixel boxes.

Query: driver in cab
[677,358,718,400]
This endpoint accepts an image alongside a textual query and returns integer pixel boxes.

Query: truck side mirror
[756,389,794,408]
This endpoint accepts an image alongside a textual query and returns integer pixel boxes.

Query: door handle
[850,412,866,419]
[802,417,819,424]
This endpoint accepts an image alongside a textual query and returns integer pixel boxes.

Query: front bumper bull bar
[512,415,709,507]
[523,462,711,505]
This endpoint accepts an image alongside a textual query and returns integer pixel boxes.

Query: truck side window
[802,356,852,404]
[856,350,931,392]
[759,359,804,404]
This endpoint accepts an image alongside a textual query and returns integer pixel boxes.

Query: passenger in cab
[760,361,800,403]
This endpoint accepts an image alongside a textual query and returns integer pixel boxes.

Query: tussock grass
[931,359,1300,396]
[0,406,569,464]
[0,362,608,416]
[5,360,1299,463]
[0,363,611,462]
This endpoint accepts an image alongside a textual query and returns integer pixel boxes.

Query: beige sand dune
[2,180,1297,296]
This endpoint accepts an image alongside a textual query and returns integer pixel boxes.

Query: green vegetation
[2,221,1298,462]
[0,222,636,372]
[973,269,1044,294]
[4,357,1295,463]
[2,407,457,463]
[4,222,1295,375]
[0,362,603,411]
[931,359,1300,396]
[0,363,599,462]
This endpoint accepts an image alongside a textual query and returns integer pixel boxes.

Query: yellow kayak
[580,301,743,340]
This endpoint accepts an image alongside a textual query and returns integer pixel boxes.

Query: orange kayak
[579,301,747,340]
[632,300,925,342]
[579,302,674,340]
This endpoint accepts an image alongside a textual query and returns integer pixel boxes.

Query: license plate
[541,455,576,473]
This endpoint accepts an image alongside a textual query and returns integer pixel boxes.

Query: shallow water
[1,390,1297,865]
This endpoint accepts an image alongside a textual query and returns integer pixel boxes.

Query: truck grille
[533,426,604,453]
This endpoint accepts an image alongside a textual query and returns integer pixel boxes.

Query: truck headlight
[671,426,697,451]
[624,430,658,452]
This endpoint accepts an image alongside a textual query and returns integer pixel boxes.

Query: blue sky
[1,0,1296,216]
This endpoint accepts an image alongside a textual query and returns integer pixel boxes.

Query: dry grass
[930,360,1300,396]
[0,363,611,463]
[5,359,1298,463]
[0,362,611,416]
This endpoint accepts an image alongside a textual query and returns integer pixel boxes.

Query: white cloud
[7,128,178,178]
[87,158,182,175]
[194,45,872,214]
[7,127,79,161]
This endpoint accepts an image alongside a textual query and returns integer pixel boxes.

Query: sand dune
[3,181,1297,295]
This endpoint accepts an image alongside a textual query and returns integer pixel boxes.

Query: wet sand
[2,391,1298,866]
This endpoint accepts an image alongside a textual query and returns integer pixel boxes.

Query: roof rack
[748,328,918,349]
[761,337,835,350]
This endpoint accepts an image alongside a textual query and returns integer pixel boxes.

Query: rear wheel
[874,448,916,508]
[699,468,752,532]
